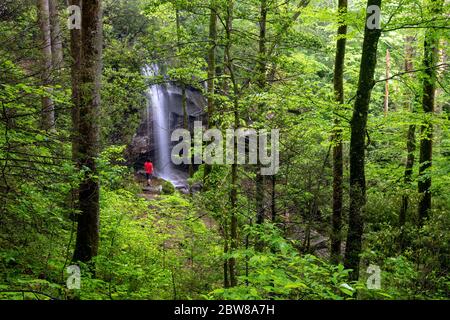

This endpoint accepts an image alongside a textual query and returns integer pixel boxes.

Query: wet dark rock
[177,186,190,195]
[190,182,203,194]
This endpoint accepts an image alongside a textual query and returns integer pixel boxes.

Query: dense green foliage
[0,0,449,300]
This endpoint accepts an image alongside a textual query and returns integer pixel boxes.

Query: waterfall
[143,64,188,188]
[144,65,171,180]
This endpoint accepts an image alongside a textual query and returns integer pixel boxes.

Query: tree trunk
[73,0,103,263]
[417,0,442,225]
[204,4,217,179]
[435,40,447,114]
[271,175,276,222]
[37,0,55,131]
[69,0,82,214]
[383,49,390,116]
[223,225,230,288]
[181,85,193,177]
[225,0,238,287]
[330,0,347,265]
[400,126,416,225]
[399,36,415,234]
[344,0,382,281]
[49,0,63,72]
[255,0,267,227]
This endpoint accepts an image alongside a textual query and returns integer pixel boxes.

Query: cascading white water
[144,64,172,181]
[143,64,188,188]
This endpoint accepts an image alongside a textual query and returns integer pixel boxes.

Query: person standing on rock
[144,160,154,186]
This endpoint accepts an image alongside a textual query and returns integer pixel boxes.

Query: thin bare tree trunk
[384,49,390,116]
[204,3,217,179]
[255,0,267,238]
[181,85,193,177]
[49,0,63,72]
[37,0,55,131]
[175,10,193,178]
[330,0,347,265]
[399,36,415,238]
[223,225,230,288]
[271,175,276,222]
[225,0,238,287]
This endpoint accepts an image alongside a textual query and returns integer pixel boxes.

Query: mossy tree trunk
[330,0,347,265]
[344,0,382,281]
[417,0,443,225]
[73,0,103,264]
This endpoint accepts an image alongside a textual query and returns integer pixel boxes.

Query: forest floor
[138,176,217,230]
[135,173,331,258]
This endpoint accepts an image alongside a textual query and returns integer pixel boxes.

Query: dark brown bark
[417,0,442,224]
[330,0,347,265]
[37,0,55,131]
[73,0,103,263]
[344,0,382,281]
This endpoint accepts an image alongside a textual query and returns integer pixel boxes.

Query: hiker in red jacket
[144,160,153,186]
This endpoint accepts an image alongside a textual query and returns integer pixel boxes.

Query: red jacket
[144,162,153,174]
